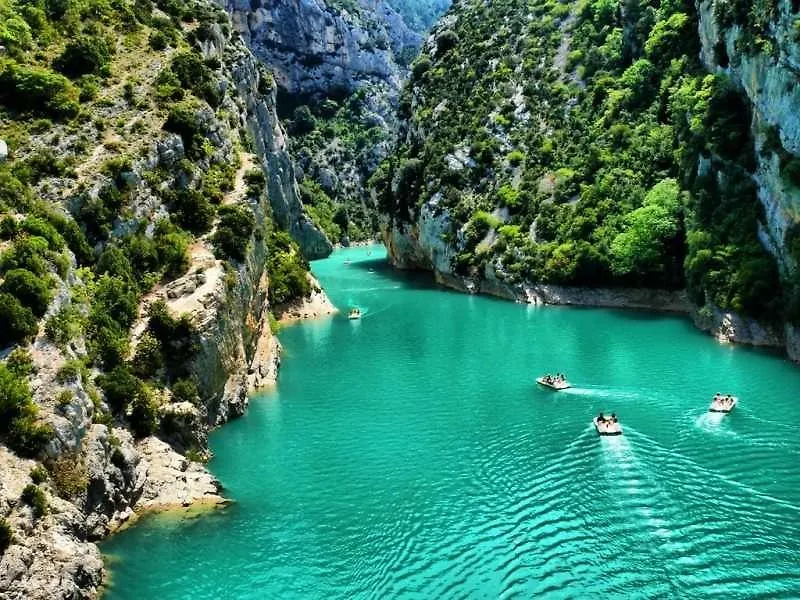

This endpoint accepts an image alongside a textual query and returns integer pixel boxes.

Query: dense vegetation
[376,0,794,322]
[0,0,314,461]
[282,89,383,244]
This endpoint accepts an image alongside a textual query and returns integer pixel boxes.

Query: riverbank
[274,274,338,324]
[430,267,796,358]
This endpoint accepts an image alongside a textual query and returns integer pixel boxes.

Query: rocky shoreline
[275,275,338,324]
[427,261,796,359]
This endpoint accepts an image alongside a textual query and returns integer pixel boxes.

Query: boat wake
[693,411,733,434]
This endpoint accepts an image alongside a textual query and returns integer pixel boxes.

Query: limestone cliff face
[224,0,425,243]
[695,0,800,359]
[224,0,420,97]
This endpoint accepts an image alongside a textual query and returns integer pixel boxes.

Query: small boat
[536,375,570,390]
[593,417,622,436]
[709,394,738,413]
[348,308,361,320]
[344,260,352,265]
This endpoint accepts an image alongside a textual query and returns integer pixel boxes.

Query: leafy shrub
[267,230,311,304]
[56,359,86,384]
[435,30,459,57]
[0,269,52,317]
[7,415,53,458]
[0,518,12,555]
[0,293,38,347]
[30,465,48,484]
[46,454,88,499]
[0,235,51,277]
[289,105,316,135]
[21,484,47,518]
[54,36,112,78]
[164,188,215,234]
[129,393,158,438]
[148,30,168,50]
[5,348,34,378]
[145,300,199,381]
[212,205,255,262]
[0,363,32,424]
[132,331,163,378]
[97,365,143,412]
[0,63,79,118]
[163,101,204,156]
[170,378,199,404]
[45,305,84,349]
[411,56,431,80]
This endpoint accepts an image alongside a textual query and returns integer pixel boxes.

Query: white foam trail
[624,427,800,514]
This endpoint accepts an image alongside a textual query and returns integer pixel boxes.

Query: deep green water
[103,245,800,598]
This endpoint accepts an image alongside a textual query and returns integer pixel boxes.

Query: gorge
[1,0,800,598]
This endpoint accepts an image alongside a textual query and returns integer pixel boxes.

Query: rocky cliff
[223,0,434,244]
[695,0,800,358]
[379,0,800,361]
[225,0,420,98]
[0,0,334,597]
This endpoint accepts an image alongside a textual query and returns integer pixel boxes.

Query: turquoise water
[103,245,800,598]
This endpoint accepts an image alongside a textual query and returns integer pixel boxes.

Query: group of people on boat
[542,373,566,385]
[596,412,618,425]
[710,393,736,412]
[712,393,734,405]
[594,411,622,435]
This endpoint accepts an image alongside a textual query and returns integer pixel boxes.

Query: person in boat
[597,412,605,423]
[611,413,617,423]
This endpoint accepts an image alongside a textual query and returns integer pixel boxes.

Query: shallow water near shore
[103,245,800,598]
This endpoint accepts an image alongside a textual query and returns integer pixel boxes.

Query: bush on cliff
[54,36,112,78]
[0,292,38,347]
[0,62,80,118]
[0,268,53,317]
[267,230,311,305]
[212,205,255,262]
[146,300,200,381]
[21,484,47,518]
[96,365,143,412]
[0,518,12,555]
[46,453,88,499]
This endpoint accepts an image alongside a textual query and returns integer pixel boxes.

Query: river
[103,245,800,598]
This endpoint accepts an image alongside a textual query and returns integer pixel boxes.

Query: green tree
[0,293,38,347]
[211,205,255,261]
[54,36,112,78]
[0,269,52,317]
[610,179,682,277]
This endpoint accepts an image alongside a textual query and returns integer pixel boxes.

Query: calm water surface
[103,245,800,598]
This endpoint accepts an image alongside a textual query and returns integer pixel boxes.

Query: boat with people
[593,413,622,436]
[348,308,361,320]
[536,373,570,390]
[709,393,737,413]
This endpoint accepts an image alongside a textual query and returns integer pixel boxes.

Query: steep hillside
[377,0,800,359]
[0,0,331,596]
[225,0,449,243]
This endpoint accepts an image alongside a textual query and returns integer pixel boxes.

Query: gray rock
[160,402,207,453]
